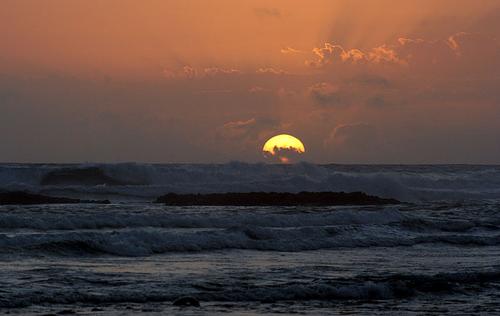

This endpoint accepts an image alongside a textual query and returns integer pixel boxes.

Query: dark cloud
[365,95,389,107]
[353,74,390,87]
[323,123,381,163]
[308,82,343,106]
[217,118,258,140]
[327,123,377,147]
[217,117,281,141]
[263,147,304,164]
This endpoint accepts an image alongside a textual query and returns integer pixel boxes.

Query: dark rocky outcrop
[40,167,143,186]
[173,296,200,307]
[155,191,400,206]
[0,191,110,205]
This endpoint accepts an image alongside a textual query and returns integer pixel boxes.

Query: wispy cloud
[280,46,302,54]
[254,7,281,18]
[256,67,287,75]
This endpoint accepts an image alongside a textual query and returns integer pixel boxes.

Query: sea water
[0,163,499,315]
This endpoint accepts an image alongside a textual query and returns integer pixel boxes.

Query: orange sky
[1,0,499,163]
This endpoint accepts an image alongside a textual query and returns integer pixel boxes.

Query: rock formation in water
[155,191,400,206]
[173,296,200,307]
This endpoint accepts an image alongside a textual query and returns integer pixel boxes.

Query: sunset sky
[1,0,499,163]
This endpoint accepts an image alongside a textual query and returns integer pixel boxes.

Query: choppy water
[1,164,500,315]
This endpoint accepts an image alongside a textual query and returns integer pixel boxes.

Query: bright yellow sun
[262,134,305,163]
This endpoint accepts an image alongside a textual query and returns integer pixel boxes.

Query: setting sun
[262,134,305,163]
[0,1,499,314]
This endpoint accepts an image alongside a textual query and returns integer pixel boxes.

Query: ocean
[0,163,499,315]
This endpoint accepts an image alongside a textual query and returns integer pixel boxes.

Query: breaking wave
[1,200,499,257]
[2,224,499,256]
[1,270,499,308]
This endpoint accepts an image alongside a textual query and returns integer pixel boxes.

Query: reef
[154,191,400,206]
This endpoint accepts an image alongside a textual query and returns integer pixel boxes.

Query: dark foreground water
[0,164,499,315]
